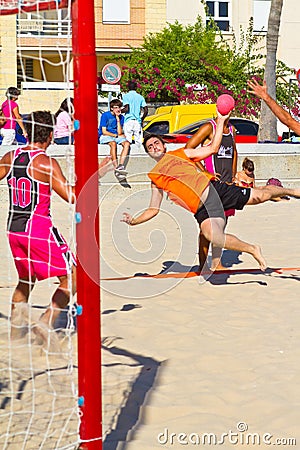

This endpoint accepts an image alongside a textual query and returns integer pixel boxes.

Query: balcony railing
[17,17,71,37]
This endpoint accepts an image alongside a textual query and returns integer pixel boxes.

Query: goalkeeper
[0,110,111,344]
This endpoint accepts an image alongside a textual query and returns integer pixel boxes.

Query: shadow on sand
[103,342,162,450]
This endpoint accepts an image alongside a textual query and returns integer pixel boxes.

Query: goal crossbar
[0,0,69,15]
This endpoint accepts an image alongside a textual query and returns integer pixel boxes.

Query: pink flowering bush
[116,18,300,118]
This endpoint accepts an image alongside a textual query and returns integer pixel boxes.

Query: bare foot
[10,303,29,339]
[291,188,300,198]
[32,321,60,352]
[211,262,227,271]
[252,245,267,271]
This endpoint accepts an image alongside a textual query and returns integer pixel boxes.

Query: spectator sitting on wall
[98,98,131,187]
[54,98,74,145]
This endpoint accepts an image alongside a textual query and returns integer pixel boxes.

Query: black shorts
[194,181,251,225]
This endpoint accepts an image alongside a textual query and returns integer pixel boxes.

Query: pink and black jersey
[7,148,51,233]
[1,99,18,130]
[7,147,75,281]
[204,120,235,183]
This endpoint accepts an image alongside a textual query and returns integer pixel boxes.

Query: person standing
[1,86,27,145]
[185,116,238,271]
[0,110,112,346]
[122,81,148,145]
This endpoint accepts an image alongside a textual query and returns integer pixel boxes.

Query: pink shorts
[8,227,76,281]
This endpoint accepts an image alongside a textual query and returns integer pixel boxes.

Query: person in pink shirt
[54,97,74,144]
[1,86,27,145]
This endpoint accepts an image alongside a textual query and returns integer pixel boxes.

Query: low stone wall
[1,143,300,190]
[235,143,300,186]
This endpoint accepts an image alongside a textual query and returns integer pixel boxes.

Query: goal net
[0,0,102,448]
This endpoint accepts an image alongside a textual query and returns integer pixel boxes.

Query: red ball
[217,94,235,115]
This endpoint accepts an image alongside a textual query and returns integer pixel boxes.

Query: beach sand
[0,183,300,449]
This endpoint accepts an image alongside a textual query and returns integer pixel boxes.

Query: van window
[146,121,169,134]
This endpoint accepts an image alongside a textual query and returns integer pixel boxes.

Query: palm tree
[258,0,283,141]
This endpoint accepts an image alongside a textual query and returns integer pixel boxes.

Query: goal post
[0,0,102,447]
[72,0,102,447]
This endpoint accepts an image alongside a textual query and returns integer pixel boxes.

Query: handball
[217,94,235,115]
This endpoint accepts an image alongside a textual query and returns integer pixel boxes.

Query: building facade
[167,0,300,71]
[0,0,167,111]
[0,0,299,112]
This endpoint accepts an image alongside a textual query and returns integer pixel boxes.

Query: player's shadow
[221,250,243,267]
[157,250,243,274]
[135,259,269,286]
[266,272,300,283]
[102,304,142,315]
[159,260,198,274]
[102,342,162,450]
[204,271,268,286]
[133,255,300,286]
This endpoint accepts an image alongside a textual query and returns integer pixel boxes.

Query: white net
[0,183,80,449]
[0,1,80,448]
[0,2,149,448]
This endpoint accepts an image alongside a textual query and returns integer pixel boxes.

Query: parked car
[155,117,260,144]
[143,103,217,135]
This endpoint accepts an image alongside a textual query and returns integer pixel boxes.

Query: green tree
[116,15,296,118]
[258,0,283,141]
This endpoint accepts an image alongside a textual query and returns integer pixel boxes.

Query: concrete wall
[0,142,299,203]
[0,16,17,89]
[145,0,166,34]
[166,0,202,26]
[166,0,300,71]
[231,0,300,70]
[1,143,299,189]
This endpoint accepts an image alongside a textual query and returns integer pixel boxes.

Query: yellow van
[143,103,217,135]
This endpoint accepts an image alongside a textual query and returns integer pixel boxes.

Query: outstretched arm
[141,105,148,122]
[12,105,28,138]
[247,79,300,135]
[185,122,213,150]
[122,182,163,225]
[98,156,113,178]
[184,111,229,161]
[49,158,75,203]
[231,129,238,181]
[0,151,13,180]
